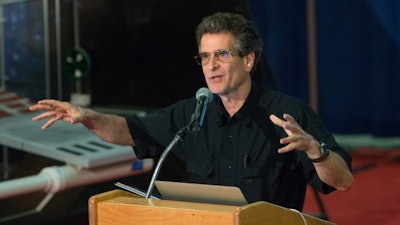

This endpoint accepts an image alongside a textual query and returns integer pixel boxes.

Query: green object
[63,48,91,80]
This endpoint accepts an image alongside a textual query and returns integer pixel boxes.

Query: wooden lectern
[89,189,335,225]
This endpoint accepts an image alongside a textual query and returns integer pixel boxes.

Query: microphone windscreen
[195,87,213,103]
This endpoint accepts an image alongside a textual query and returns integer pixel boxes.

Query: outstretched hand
[29,99,85,130]
[269,113,319,155]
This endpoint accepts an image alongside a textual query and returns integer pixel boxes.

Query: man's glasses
[194,49,237,65]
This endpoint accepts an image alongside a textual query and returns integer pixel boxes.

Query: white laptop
[155,180,248,206]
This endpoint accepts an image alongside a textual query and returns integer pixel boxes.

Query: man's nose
[207,55,218,69]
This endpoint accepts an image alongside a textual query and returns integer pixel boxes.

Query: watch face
[320,143,327,153]
[310,143,329,163]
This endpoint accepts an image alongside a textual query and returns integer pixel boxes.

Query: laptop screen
[155,180,248,206]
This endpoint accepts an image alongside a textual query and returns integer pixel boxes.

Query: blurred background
[0,0,399,224]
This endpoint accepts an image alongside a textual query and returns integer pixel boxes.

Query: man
[29,12,352,211]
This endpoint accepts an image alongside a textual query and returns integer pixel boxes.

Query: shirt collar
[214,81,262,127]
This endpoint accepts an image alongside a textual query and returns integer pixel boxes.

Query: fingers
[269,113,307,153]
[29,99,65,111]
[31,110,63,130]
[269,113,299,133]
[282,113,297,125]
[29,104,45,112]
[29,99,69,129]
[277,143,295,153]
[269,114,284,127]
[41,117,59,130]
[276,135,298,153]
[277,135,308,153]
[32,111,57,121]
[270,113,298,125]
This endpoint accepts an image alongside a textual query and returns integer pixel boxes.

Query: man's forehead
[199,33,235,52]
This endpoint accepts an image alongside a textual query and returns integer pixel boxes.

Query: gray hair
[195,12,263,67]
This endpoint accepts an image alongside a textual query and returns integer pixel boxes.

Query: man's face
[198,33,254,97]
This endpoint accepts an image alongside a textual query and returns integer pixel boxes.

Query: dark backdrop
[72,0,400,136]
[78,0,257,109]
[247,0,400,137]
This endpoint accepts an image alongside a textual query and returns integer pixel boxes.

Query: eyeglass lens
[194,50,234,65]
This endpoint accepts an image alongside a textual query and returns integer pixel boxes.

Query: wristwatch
[309,143,330,163]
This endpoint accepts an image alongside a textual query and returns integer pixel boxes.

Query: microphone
[191,87,213,132]
[144,87,212,199]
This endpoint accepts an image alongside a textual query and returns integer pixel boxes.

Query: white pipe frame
[0,158,153,199]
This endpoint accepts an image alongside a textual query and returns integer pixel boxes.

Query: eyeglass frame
[194,49,238,65]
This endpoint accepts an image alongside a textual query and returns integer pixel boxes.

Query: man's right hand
[29,99,86,130]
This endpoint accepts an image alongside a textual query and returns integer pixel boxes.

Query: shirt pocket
[239,160,283,203]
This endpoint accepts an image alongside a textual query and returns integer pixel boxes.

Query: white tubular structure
[0,158,153,199]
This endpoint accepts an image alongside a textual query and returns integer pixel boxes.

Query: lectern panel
[89,190,336,225]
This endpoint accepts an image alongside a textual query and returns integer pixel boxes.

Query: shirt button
[228,165,232,169]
